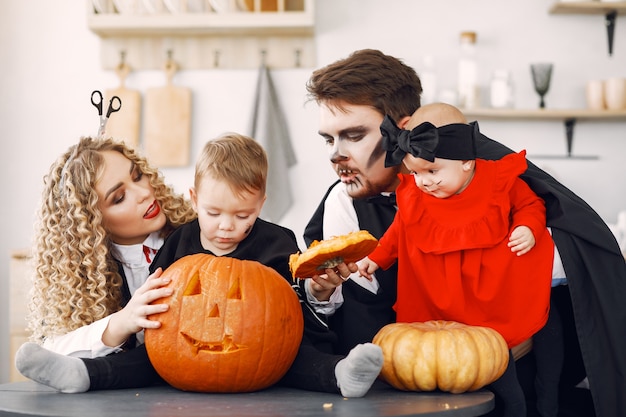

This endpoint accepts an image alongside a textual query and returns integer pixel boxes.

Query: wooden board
[105,63,141,148]
[144,61,192,167]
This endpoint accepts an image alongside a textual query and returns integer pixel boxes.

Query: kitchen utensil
[143,59,191,167]
[105,62,141,147]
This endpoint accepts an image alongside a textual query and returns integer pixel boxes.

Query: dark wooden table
[0,380,494,417]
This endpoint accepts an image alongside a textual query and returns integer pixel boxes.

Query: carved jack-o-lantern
[145,253,304,392]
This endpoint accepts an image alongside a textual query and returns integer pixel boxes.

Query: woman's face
[190,174,265,256]
[95,151,167,245]
[318,102,401,199]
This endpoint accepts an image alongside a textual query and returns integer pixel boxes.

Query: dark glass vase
[531,63,553,109]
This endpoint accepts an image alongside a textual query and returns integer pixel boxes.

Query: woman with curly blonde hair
[16,136,196,391]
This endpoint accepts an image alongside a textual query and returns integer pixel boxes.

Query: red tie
[143,245,157,263]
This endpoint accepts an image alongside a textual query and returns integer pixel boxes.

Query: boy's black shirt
[150,218,298,282]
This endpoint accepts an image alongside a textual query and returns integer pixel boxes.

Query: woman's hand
[102,268,173,347]
[308,262,357,301]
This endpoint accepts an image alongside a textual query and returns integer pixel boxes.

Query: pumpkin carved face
[373,321,509,394]
[145,253,304,392]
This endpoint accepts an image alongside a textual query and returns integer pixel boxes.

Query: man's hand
[308,262,357,301]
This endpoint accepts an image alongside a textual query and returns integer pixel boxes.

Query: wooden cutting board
[143,61,191,167]
[105,63,141,148]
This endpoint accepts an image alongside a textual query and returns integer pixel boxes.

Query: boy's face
[403,154,474,198]
[317,101,401,199]
[190,175,265,256]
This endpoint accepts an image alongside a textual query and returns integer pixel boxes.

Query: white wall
[1,0,624,382]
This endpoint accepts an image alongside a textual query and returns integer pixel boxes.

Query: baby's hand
[508,225,535,256]
[358,257,379,281]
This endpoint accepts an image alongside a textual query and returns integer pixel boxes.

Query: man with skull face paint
[301,49,626,417]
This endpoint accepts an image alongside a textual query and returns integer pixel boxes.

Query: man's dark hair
[306,49,423,122]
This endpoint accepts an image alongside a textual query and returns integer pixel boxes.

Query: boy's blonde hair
[195,133,268,198]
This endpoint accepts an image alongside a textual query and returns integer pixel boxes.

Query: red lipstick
[144,201,161,219]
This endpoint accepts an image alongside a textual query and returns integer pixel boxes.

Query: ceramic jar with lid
[490,69,514,108]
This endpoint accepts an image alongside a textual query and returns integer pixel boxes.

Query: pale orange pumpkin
[289,230,378,278]
[373,321,509,393]
[145,253,304,392]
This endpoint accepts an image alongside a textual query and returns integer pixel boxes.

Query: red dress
[369,152,553,347]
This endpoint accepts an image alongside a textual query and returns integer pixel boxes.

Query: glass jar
[490,69,514,108]
[457,31,479,109]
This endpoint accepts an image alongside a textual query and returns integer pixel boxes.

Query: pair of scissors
[91,90,122,138]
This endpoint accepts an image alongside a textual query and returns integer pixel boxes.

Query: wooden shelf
[549,1,625,55]
[462,108,626,121]
[87,10,315,36]
[462,108,626,159]
[86,0,315,69]
[549,1,626,15]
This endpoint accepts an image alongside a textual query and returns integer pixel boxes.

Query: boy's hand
[508,225,536,256]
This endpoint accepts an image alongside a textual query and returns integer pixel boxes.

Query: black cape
[304,124,626,417]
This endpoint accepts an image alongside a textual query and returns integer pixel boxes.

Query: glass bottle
[457,31,479,109]
[420,55,438,105]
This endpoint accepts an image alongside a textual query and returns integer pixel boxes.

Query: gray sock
[335,343,383,398]
[15,342,90,393]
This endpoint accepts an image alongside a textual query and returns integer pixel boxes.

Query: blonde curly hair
[28,137,197,343]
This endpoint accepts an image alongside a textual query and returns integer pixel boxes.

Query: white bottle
[457,31,479,109]
[420,55,438,105]
[490,69,514,108]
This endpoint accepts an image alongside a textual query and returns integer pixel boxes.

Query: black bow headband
[380,115,477,167]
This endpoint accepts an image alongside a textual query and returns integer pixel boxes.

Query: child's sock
[335,343,383,398]
[15,342,90,393]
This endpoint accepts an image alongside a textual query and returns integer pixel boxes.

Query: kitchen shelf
[87,10,315,36]
[462,108,626,159]
[549,1,626,15]
[463,108,626,121]
[86,0,316,69]
[549,1,626,55]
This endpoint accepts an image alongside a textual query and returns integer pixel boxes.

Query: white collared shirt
[305,183,381,314]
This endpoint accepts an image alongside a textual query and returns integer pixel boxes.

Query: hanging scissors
[91,90,122,138]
